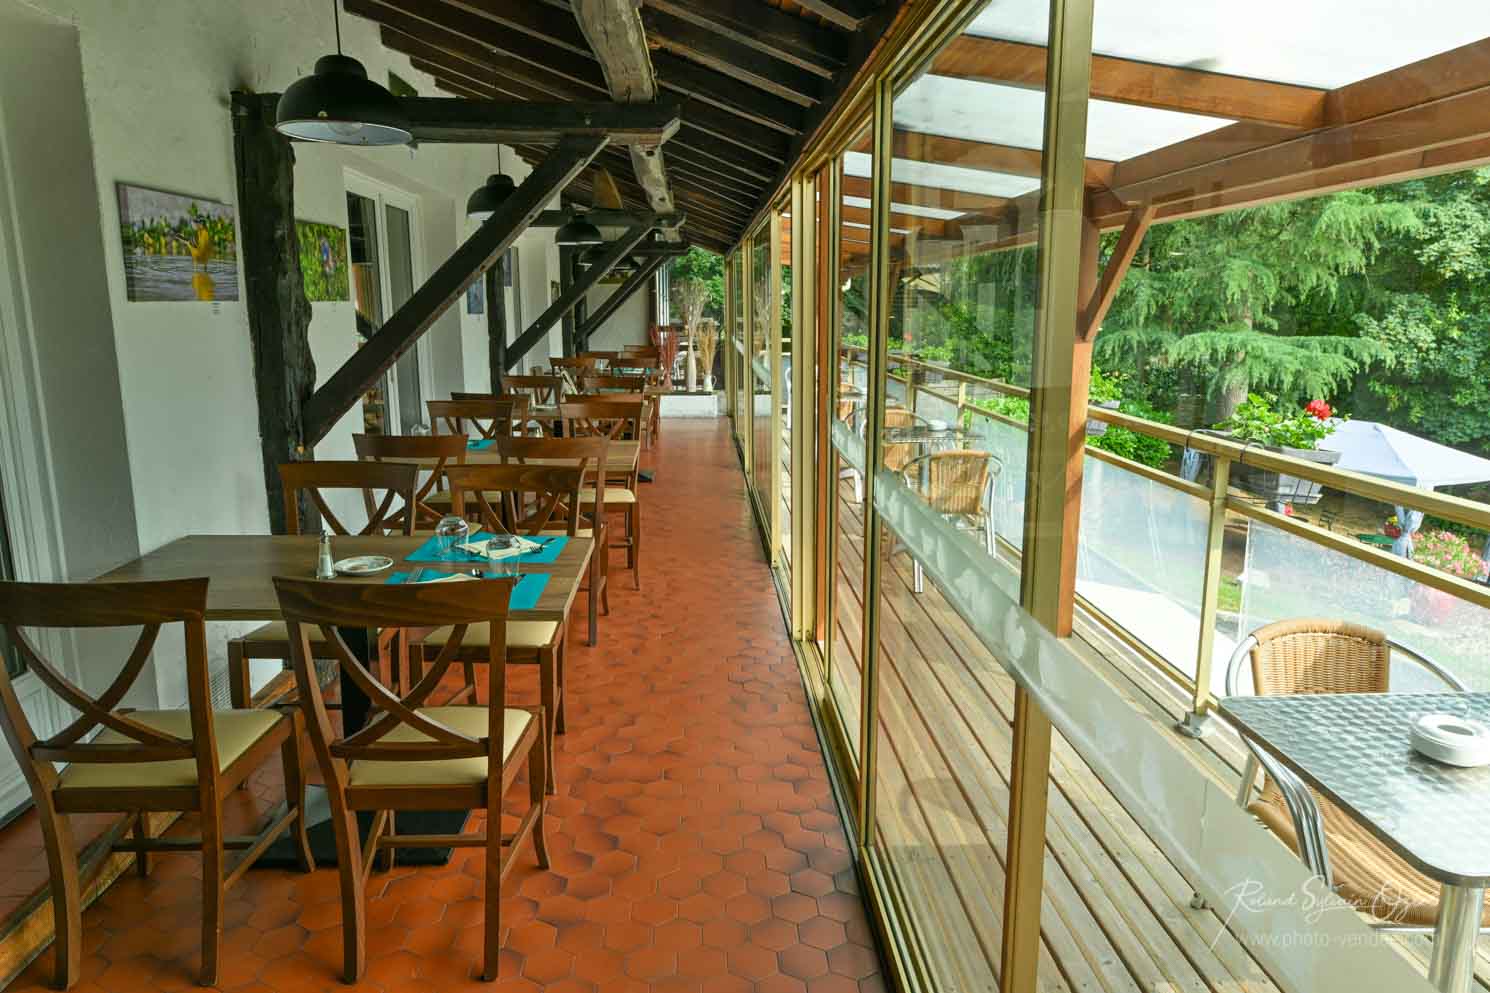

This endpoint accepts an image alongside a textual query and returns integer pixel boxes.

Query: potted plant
[1384,513,1405,539]
[696,318,720,392]
[1409,530,1486,623]
[1214,394,1341,505]
[1086,366,1123,436]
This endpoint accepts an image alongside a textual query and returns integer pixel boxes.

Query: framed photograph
[466,276,484,315]
[295,220,350,302]
[116,183,238,302]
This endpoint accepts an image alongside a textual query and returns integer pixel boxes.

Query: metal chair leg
[912,559,924,594]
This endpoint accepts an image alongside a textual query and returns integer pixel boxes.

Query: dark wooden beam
[230,91,316,535]
[434,0,592,55]
[506,226,654,370]
[532,209,685,229]
[304,136,606,442]
[644,0,844,77]
[653,52,806,135]
[391,95,679,145]
[560,245,578,357]
[487,253,506,388]
[577,254,668,348]
[791,0,878,31]
[641,6,823,107]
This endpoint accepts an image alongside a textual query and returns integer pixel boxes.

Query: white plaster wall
[3,0,560,703]
[584,277,654,352]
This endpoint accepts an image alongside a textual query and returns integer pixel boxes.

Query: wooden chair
[883,406,929,473]
[353,432,467,528]
[227,460,419,712]
[0,578,313,989]
[275,577,547,983]
[578,376,659,445]
[560,400,644,590]
[497,435,613,646]
[496,375,565,436]
[898,450,1001,594]
[427,463,595,791]
[550,355,599,380]
[427,397,524,441]
[1225,619,1489,930]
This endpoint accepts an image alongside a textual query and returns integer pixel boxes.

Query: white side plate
[334,555,394,576]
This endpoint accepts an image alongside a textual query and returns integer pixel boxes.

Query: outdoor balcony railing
[842,348,1490,722]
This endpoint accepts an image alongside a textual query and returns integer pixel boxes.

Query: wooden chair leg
[132,812,151,878]
[37,797,81,990]
[539,648,557,795]
[199,810,225,986]
[555,635,567,736]
[529,719,549,870]
[328,802,367,983]
[227,640,251,709]
[631,502,642,590]
[480,792,503,981]
[586,554,599,647]
[280,714,315,872]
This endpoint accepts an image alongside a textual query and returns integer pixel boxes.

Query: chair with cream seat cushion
[560,399,644,591]
[276,576,547,984]
[0,578,313,990]
[227,460,419,712]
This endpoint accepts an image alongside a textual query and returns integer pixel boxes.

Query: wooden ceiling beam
[639,7,824,108]
[840,173,1005,213]
[652,51,806,135]
[932,35,1327,128]
[394,95,679,145]
[838,203,948,237]
[643,0,845,77]
[790,0,878,32]
[432,0,591,55]
[893,127,1114,186]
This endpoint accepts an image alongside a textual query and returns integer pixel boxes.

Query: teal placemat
[467,438,496,451]
[385,570,549,611]
[407,533,568,564]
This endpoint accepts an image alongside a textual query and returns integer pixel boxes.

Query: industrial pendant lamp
[467,147,516,221]
[555,212,603,247]
[275,0,411,146]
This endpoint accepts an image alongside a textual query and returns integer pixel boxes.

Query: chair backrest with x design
[352,433,467,531]
[496,436,611,533]
[278,461,418,536]
[560,399,644,441]
[578,373,647,395]
[500,375,565,407]
[0,579,215,800]
[273,577,515,794]
[550,356,599,379]
[445,464,590,537]
[427,399,522,441]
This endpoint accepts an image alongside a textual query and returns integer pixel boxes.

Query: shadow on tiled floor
[5,419,887,993]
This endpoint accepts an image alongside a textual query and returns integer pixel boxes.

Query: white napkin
[455,536,542,560]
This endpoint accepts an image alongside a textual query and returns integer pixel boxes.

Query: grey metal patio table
[1221,691,1490,992]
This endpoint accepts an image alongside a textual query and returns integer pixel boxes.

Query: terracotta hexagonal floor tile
[827,941,882,980]
[726,941,780,982]
[521,946,574,985]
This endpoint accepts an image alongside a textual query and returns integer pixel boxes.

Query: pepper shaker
[316,528,336,579]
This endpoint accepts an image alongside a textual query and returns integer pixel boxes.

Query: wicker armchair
[898,449,1000,595]
[1226,619,1489,930]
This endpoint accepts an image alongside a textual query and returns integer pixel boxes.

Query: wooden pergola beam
[505,226,654,371]
[840,173,1005,212]
[932,35,1327,128]
[303,136,607,443]
[1079,202,1153,341]
[893,127,1115,186]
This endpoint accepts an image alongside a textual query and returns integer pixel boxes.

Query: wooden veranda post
[231,91,316,535]
[487,253,507,390]
[1002,0,1096,990]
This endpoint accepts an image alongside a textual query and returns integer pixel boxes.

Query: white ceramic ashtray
[334,555,393,576]
[1410,713,1490,768]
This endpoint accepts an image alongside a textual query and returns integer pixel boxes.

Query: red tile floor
[5,418,888,993]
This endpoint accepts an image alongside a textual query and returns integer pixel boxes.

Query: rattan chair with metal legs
[897,450,1001,595]
[1221,619,1490,932]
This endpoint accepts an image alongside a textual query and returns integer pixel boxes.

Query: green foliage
[1087,365,1123,404]
[668,247,724,321]
[1215,393,1339,450]
[1088,398,1173,469]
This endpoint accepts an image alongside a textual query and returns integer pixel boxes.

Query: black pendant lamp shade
[275,3,410,146]
[555,214,604,246]
[467,173,516,221]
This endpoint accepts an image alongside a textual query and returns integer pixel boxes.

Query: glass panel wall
[778,205,794,579]
[826,123,874,765]
[730,252,747,457]
[749,226,774,534]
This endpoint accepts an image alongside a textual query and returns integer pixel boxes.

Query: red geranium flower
[1305,399,1332,421]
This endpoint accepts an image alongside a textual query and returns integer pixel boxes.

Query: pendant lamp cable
[332,0,343,55]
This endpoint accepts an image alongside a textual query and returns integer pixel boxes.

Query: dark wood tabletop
[92,534,593,624]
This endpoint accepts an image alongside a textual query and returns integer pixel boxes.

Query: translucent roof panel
[844,151,1040,198]
[843,195,962,220]
[894,74,1230,162]
[966,0,1490,89]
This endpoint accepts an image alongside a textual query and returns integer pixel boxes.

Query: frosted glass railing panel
[1239,523,1490,692]
[1076,457,1216,686]
[911,387,960,426]
[966,415,1028,551]
[831,419,866,474]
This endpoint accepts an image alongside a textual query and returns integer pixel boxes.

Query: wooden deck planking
[827,480,1289,993]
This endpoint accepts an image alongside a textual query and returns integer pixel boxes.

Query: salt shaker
[316,528,336,579]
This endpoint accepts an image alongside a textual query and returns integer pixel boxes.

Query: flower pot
[1384,524,1403,539]
[703,374,715,392]
[1232,445,1341,506]
[1411,586,1458,625]
[1086,399,1120,436]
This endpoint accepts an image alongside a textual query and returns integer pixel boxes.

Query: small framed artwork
[295,220,350,302]
[466,277,484,315]
[116,183,239,302]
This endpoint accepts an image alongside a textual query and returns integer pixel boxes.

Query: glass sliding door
[748,225,774,536]
[777,204,793,581]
